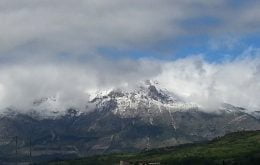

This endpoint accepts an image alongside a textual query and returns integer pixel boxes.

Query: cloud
[0,0,259,59]
[0,1,260,114]
[0,49,260,113]
[209,36,240,51]
[0,57,161,112]
[0,0,179,56]
[156,48,260,111]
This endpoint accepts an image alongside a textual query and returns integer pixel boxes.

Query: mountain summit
[0,80,259,163]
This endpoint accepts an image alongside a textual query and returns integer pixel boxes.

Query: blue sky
[98,35,260,63]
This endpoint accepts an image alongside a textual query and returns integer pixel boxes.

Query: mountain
[0,80,260,164]
[47,130,260,165]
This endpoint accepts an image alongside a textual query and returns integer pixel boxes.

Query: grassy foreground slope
[48,131,260,165]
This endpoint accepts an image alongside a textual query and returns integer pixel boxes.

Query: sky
[0,0,260,112]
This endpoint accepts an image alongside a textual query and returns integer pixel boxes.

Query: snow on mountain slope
[0,81,259,163]
[0,80,257,119]
[90,80,203,118]
[86,80,260,123]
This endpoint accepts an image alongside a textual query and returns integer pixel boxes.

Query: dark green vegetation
[48,131,260,165]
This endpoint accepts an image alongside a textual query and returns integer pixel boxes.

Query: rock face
[0,81,260,163]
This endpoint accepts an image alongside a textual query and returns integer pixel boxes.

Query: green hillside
[48,131,260,165]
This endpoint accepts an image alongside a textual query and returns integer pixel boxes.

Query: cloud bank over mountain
[0,49,260,112]
[0,58,161,111]
[156,48,260,111]
[0,0,260,113]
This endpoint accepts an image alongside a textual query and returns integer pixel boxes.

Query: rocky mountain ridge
[0,80,259,164]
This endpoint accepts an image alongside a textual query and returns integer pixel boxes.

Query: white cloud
[0,58,161,112]
[156,49,260,111]
[1,50,260,113]
[209,36,240,51]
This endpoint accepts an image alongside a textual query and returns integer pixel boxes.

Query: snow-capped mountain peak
[89,80,199,118]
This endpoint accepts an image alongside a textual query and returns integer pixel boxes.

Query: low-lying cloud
[156,49,260,112]
[0,49,260,113]
[0,58,161,112]
[0,0,260,114]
